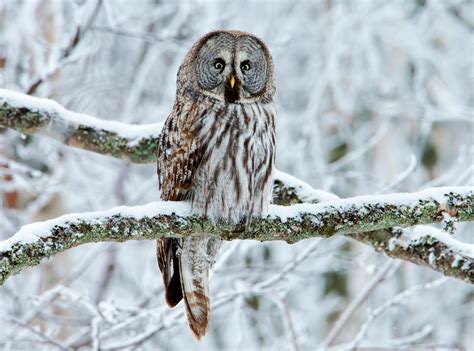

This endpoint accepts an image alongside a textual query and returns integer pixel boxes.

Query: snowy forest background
[0,0,473,349]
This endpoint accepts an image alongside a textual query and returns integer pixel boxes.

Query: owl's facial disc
[235,37,268,100]
[194,32,270,103]
[194,33,234,99]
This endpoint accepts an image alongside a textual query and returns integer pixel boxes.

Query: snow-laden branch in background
[0,89,338,204]
[1,187,473,285]
[25,0,104,96]
[0,89,162,163]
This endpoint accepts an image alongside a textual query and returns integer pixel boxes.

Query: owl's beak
[228,74,236,89]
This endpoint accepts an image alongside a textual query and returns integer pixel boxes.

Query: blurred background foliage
[0,0,473,349]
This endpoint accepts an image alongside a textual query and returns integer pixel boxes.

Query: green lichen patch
[0,103,50,134]
[272,180,302,206]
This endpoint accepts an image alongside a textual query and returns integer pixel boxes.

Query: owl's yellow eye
[241,61,251,71]
[213,59,225,71]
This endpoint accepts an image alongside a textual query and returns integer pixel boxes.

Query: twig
[1,316,69,350]
[319,260,400,348]
[348,278,447,349]
[26,0,103,95]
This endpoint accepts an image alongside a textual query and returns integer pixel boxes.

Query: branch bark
[1,188,473,285]
[0,89,162,163]
[0,89,473,285]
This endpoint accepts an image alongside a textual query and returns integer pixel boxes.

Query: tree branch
[353,226,474,284]
[0,89,162,163]
[0,89,473,285]
[1,188,473,285]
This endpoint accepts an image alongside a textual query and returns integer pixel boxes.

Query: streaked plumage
[157,30,276,339]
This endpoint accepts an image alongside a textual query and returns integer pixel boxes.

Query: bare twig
[1,316,69,350]
[26,0,103,95]
[348,278,447,349]
[319,260,400,348]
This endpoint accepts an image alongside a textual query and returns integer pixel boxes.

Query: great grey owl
[157,30,276,339]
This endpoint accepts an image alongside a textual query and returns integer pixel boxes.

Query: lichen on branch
[0,89,161,163]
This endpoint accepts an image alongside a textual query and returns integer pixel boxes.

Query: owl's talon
[173,239,183,257]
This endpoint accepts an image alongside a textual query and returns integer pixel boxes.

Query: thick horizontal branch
[1,187,473,285]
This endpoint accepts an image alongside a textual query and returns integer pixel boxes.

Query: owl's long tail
[157,237,220,340]
[179,243,211,339]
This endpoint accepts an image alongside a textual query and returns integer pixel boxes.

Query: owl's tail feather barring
[179,256,211,339]
[157,237,212,340]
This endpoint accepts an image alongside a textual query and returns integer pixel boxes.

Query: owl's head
[179,30,275,104]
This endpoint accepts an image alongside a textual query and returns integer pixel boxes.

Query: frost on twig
[1,188,473,285]
[25,0,104,96]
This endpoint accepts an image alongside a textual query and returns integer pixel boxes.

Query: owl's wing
[157,103,203,202]
[156,102,204,308]
[156,238,183,306]
[156,103,215,339]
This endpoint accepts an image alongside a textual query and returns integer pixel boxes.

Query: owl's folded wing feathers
[157,101,203,202]
[156,101,210,333]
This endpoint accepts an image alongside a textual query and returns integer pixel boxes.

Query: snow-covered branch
[0,89,162,163]
[1,187,473,285]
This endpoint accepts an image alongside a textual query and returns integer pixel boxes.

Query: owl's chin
[198,89,262,105]
[224,86,240,103]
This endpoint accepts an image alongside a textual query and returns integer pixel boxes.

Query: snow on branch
[1,187,473,285]
[0,89,162,163]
